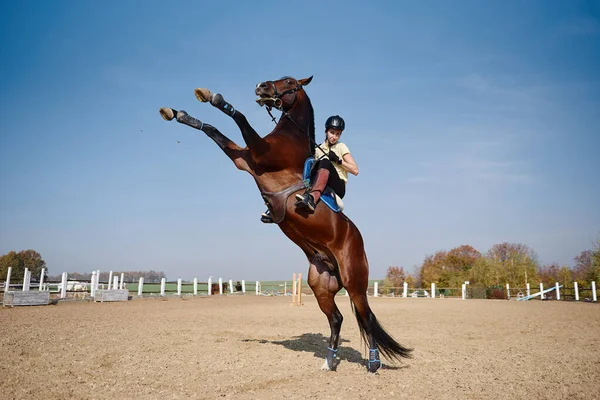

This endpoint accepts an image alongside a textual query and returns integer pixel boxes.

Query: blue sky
[1,1,599,281]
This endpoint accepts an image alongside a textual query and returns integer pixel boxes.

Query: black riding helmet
[325,115,345,131]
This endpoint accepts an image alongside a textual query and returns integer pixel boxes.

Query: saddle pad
[303,158,342,213]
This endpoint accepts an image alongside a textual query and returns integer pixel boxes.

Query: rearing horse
[159,76,412,373]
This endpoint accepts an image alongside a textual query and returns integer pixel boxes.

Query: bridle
[256,81,315,153]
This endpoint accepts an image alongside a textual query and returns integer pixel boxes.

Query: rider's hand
[328,151,342,165]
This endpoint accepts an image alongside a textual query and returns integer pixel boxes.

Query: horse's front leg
[195,88,269,155]
[159,108,251,172]
[307,259,343,371]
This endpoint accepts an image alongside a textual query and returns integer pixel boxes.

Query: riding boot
[295,168,330,211]
[260,209,274,223]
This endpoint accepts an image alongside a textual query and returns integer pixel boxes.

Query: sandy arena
[1,295,599,399]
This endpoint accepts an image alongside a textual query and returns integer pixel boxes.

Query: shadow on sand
[242,332,406,370]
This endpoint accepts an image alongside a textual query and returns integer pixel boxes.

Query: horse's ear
[299,76,313,86]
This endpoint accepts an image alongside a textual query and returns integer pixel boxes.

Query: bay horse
[159,76,412,372]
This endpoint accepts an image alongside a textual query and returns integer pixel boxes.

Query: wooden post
[39,268,46,291]
[403,282,408,298]
[526,283,531,297]
[229,279,234,294]
[160,278,166,296]
[574,282,579,301]
[298,273,302,305]
[193,278,198,295]
[113,276,119,290]
[242,280,246,294]
[108,271,113,290]
[506,283,510,300]
[91,272,97,297]
[555,282,560,300]
[374,282,379,297]
[119,273,124,290]
[256,281,260,295]
[218,278,223,295]
[592,281,597,302]
[4,267,11,293]
[462,284,466,300]
[23,268,30,291]
[60,272,67,298]
[177,279,182,296]
[208,277,212,295]
[292,273,297,304]
[540,283,544,300]
[138,277,144,297]
[431,283,436,299]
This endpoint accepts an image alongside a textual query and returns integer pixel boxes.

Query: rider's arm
[342,153,359,176]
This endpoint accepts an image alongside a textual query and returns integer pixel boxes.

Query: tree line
[0,250,166,284]
[384,240,600,291]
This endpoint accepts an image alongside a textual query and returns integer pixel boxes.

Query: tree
[0,250,47,282]
[483,242,538,287]
[382,266,406,294]
[573,240,600,283]
[419,245,481,287]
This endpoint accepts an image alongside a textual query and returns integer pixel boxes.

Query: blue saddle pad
[303,158,342,213]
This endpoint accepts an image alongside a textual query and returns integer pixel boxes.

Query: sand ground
[1,295,599,399]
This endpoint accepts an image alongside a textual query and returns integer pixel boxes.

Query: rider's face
[326,128,342,145]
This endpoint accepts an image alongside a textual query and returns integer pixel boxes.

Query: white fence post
[506,283,510,300]
[208,277,212,295]
[540,283,544,300]
[461,284,466,300]
[96,270,100,291]
[242,280,246,293]
[555,282,560,300]
[526,283,530,297]
[39,268,45,291]
[90,271,96,297]
[5,267,12,293]
[108,271,113,290]
[592,281,597,302]
[403,282,408,298]
[374,282,379,297]
[229,279,234,294]
[119,273,124,290]
[574,282,579,301]
[160,278,166,296]
[193,278,198,295]
[113,276,119,290]
[177,279,182,296]
[219,278,223,295]
[138,277,144,296]
[431,283,436,299]
[255,281,260,295]
[60,272,68,299]
[23,268,30,291]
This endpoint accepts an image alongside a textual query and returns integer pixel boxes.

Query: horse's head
[255,76,313,111]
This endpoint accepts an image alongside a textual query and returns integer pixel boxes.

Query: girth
[261,181,308,224]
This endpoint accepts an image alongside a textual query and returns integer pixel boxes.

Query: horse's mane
[306,96,316,157]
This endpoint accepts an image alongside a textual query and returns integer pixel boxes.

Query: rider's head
[325,115,345,146]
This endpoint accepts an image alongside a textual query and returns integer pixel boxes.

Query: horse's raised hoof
[195,88,213,103]
[159,107,175,121]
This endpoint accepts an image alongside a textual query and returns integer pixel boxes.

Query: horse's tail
[350,299,413,361]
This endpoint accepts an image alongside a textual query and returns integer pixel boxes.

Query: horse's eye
[287,80,293,84]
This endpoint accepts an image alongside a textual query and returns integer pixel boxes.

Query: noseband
[256,82,301,110]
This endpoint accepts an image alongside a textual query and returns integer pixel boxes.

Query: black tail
[351,302,413,361]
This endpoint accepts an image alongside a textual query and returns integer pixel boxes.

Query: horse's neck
[281,94,315,152]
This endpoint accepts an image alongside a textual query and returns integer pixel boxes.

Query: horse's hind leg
[307,260,343,371]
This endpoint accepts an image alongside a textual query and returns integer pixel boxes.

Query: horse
[159,76,412,373]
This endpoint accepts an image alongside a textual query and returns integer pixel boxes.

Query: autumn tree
[475,242,538,287]
[382,266,406,294]
[0,250,47,282]
[420,245,481,287]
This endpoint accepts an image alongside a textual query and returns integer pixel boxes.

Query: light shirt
[315,141,351,182]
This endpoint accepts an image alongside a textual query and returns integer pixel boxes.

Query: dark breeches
[312,159,346,198]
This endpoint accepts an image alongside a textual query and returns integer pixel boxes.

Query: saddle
[260,158,344,224]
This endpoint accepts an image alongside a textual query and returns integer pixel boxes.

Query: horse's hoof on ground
[320,360,332,371]
[195,88,213,103]
[159,107,175,121]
